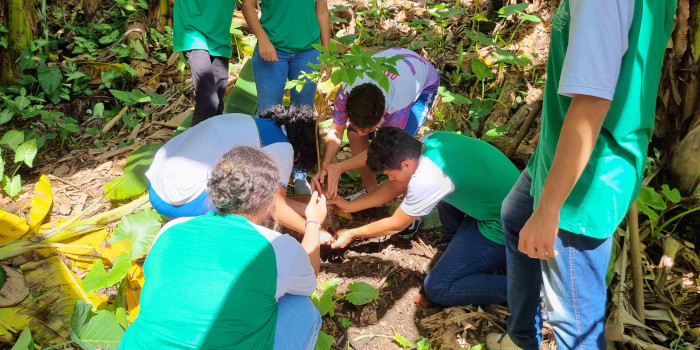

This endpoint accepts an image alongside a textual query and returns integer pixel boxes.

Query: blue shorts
[148,183,215,220]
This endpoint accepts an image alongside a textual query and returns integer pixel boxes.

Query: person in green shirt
[173,0,237,125]
[119,146,328,350]
[485,0,677,349]
[243,0,330,195]
[329,127,520,306]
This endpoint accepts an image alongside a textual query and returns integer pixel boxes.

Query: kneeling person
[119,147,327,349]
[332,127,520,306]
[146,105,329,240]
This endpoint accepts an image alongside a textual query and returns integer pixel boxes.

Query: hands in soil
[320,229,334,245]
[332,229,355,249]
[305,191,328,225]
[328,196,351,213]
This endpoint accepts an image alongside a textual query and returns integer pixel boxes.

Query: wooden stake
[627,202,645,324]
[506,101,541,159]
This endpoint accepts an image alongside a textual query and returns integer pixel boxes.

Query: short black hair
[346,83,385,129]
[259,105,319,172]
[366,127,422,173]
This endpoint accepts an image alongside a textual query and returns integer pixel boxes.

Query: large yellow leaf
[126,264,144,323]
[0,210,29,245]
[29,175,53,233]
[48,229,132,271]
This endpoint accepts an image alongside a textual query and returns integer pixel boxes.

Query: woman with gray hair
[119,146,327,350]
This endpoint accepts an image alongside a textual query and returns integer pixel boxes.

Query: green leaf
[99,29,121,44]
[494,48,529,66]
[224,59,258,115]
[0,109,12,125]
[2,174,22,198]
[471,59,493,81]
[111,209,162,259]
[70,300,124,350]
[82,254,132,292]
[432,8,464,20]
[0,264,5,290]
[469,344,484,350]
[477,32,496,46]
[394,334,416,348]
[14,95,30,111]
[66,70,89,82]
[337,34,358,46]
[314,278,339,317]
[661,184,681,203]
[345,281,379,305]
[521,13,541,22]
[438,87,470,105]
[131,39,147,59]
[37,64,63,94]
[110,89,150,106]
[498,3,529,17]
[14,139,38,167]
[472,13,489,22]
[338,317,351,329]
[0,130,24,150]
[416,337,432,350]
[469,99,495,120]
[637,186,666,211]
[314,331,334,350]
[10,328,33,350]
[93,102,105,118]
[15,74,38,86]
[148,92,169,106]
[482,124,509,142]
[104,143,163,200]
[0,156,4,180]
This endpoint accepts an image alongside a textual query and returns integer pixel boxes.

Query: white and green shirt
[118,213,316,349]
[528,0,677,238]
[401,132,520,244]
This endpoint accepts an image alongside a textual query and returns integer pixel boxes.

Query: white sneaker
[486,333,523,350]
[293,172,312,195]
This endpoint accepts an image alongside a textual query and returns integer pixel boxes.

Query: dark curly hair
[207,147,279,218]
[259,105,319,172]
[346,83,385,129]
[366,127,422,173]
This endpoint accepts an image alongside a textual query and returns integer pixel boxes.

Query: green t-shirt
[173,0,236,57]
[527,0,677,238]
[260,0,320,53]
[400,132,520,245]
[118,213,316,350]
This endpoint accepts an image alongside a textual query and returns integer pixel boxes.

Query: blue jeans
[423,202,507,306]
[252,45,320,114]
[502,170,613,349]
[274,295,322,350]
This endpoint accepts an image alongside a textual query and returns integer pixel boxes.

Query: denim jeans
[252,45,320,114]
[274,294,322,350]
[502,170,613,349]
[423,202,507,306]
[184,50,229,126]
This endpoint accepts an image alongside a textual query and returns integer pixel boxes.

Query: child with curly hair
[145,105,333,243]
[120,147,328,349]
[313,47,440,201]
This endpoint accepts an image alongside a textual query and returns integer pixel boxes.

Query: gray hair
[207,146,279,217]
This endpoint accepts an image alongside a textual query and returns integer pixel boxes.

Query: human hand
[320,229,334,245]
[258,36,278,62]
[324,162,342,199]
[305,191,327,224]
[518,208,559,260]
[311,164,328,195]
[328,196,352,213]
[331,229,355,249]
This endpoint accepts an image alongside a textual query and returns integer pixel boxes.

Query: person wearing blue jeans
[486,0,676,349]
[243,0,330,195]
[423,201,507,306]
[275,294,323,350]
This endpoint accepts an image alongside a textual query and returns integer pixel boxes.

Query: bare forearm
[537,95,610,215]
[352,209,415,238]
[241,0,268,40]
[316,0,330,50]
[347,180,405,212]
[275,192,307,234]
[338,151,367,173]
[301,224,320,275]
[323,124,345,164]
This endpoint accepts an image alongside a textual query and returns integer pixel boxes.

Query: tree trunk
[83,0,101,24]
[1,0,35,85]
[148,0,171,32]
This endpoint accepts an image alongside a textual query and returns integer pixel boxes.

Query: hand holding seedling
[311,161,342,199]
[332,229,355,249]
[305,191,328,225]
